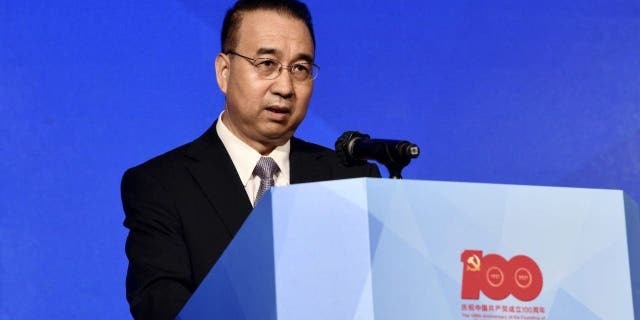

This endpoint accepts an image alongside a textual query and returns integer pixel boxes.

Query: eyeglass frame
[225,51,320,81]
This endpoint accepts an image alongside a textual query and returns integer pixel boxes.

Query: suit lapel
[183,130,330,235]
[184,123,253,236]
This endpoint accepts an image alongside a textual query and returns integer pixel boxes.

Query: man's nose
[269,67,295,98]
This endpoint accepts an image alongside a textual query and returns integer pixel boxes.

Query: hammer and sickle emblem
[466,254,481,272]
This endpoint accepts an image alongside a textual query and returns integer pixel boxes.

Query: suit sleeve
[121,167,193,320]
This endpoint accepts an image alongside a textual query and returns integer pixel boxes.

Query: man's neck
[220,114,283,155]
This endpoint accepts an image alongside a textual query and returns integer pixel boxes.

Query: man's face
[215,10,315,154]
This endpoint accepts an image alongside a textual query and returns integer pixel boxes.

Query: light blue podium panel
[178,178,640,320]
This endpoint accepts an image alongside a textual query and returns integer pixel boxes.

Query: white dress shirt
[215,111,290,207]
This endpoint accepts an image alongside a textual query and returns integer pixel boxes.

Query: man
[121,0,380,319]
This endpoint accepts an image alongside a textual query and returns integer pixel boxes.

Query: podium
[177,178,639,319]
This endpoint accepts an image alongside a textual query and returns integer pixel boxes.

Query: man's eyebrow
[256,48,314,63]
[256,48,277,56]
[295,53,314,63]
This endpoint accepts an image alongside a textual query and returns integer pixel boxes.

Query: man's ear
[215,53,230,94]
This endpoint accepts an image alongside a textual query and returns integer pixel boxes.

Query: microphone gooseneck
[335,131,420,179]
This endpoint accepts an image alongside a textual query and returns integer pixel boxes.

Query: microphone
[335,131,420,179]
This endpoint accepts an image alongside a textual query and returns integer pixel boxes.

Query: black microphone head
[335,131,369,166]
[397,142,420,159]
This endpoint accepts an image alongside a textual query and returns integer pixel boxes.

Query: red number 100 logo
[461,250,543,301]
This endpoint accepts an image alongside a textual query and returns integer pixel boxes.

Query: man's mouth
[265,106,291,114]
[265,105,291,122]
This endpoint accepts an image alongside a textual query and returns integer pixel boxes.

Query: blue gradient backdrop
[1,0,639,318]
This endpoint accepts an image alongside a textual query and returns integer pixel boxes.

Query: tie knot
[253,156,280,180]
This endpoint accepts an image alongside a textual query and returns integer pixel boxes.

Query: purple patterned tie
[253,156,280,204]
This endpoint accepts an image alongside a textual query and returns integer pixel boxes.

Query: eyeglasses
[226,51,319,82]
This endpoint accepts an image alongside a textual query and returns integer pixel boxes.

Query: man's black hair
[221,0,315,53]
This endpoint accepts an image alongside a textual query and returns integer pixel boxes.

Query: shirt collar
[216,111,290,186]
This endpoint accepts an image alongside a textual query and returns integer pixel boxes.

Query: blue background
[1,0,639,318]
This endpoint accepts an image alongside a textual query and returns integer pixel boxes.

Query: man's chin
[259,130,294,146]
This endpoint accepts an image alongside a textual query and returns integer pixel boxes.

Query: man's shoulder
[121,142,194,184]
[290,136,333,154]
[123,124,220,179]
[290,137,382,180]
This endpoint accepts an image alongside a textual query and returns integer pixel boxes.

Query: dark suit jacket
[121,123,380,320]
